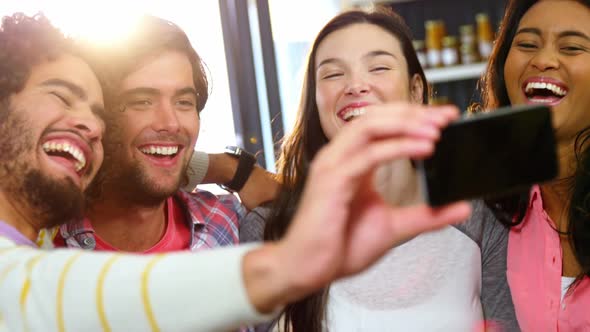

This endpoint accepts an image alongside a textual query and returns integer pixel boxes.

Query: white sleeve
[183,151,210,191]
[0,237,272,332]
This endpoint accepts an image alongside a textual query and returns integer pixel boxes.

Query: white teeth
[140,145,179,156]
[525,82,567,97]
[342,107,367,121]
[530,99,548,103]
[42,141,87,172]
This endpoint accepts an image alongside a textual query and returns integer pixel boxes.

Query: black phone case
[418,104,558,206]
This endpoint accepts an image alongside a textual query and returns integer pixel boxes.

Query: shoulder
[177,189,246,217]
[458,200,510,272]
[456,200,507,247]
[239,206,272,243]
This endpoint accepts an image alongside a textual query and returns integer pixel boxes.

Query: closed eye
[50,91,71,107]
[322,72,343,79]
[516,42,538,50]
[370,66,391,73]
[127,99,153,108]
[560,45,587,53]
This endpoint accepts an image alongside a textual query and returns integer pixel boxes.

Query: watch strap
[222,147,256,192]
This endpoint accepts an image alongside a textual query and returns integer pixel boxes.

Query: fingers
[387,201,472,242]
[310,105,459,190]
[423,104,461,126]
[320,138,434,188]
[319,104,459,168]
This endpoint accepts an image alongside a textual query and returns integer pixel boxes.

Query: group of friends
[1,0,589,331]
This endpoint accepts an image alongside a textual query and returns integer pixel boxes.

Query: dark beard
[0,103,85,230]
[21,169,85,229]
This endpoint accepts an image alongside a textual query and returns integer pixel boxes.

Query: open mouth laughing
[41,136,91,179]
[522,77,568,106]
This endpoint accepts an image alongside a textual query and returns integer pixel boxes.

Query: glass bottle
[425,20,445,68]
[441,36,459,67]
[476,13,494,60]
[459,24,479,64]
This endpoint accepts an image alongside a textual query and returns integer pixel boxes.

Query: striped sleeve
[0,237,271,332]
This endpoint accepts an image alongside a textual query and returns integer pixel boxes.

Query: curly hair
[0,13,71,105]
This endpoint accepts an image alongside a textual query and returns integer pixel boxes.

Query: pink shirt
[94,197,191,253]
[507,186,590,331]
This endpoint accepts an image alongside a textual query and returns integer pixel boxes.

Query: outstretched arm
[1,103,470,332]
[0,240,270,331]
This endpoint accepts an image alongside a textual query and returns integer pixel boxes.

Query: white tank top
[561,276,576,302]
[326,226,483,332]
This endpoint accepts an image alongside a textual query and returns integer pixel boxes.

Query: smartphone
[417,104,558,206]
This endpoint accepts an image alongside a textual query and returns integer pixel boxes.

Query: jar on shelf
[413,40,428,68]
[441,36,459,67]
[425,20,445,68]
[459,24,479,64]
[476,13,494,60]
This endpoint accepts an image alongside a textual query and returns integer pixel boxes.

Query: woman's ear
[410,73,425,104]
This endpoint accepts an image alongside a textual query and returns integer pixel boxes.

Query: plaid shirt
[55,189,247,251]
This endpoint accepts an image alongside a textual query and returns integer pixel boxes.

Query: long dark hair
[477,0,590,281]
[263,7,428,332]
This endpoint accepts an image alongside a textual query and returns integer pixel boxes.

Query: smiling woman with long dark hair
[250,7,519,332]
[475,0,590,330]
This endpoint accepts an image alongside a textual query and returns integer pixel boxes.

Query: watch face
[224,146,256,163]
[225,145,241,156]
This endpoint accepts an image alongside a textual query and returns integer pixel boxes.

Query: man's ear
[410,73,425,104]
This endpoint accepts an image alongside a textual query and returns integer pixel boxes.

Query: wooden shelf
[424,62,487,84]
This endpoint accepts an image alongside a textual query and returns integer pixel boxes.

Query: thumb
[388,201,472,241]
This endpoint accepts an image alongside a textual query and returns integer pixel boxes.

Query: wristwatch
[220,146,257,192]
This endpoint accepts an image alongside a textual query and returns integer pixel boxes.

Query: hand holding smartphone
[418,104,558,206]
